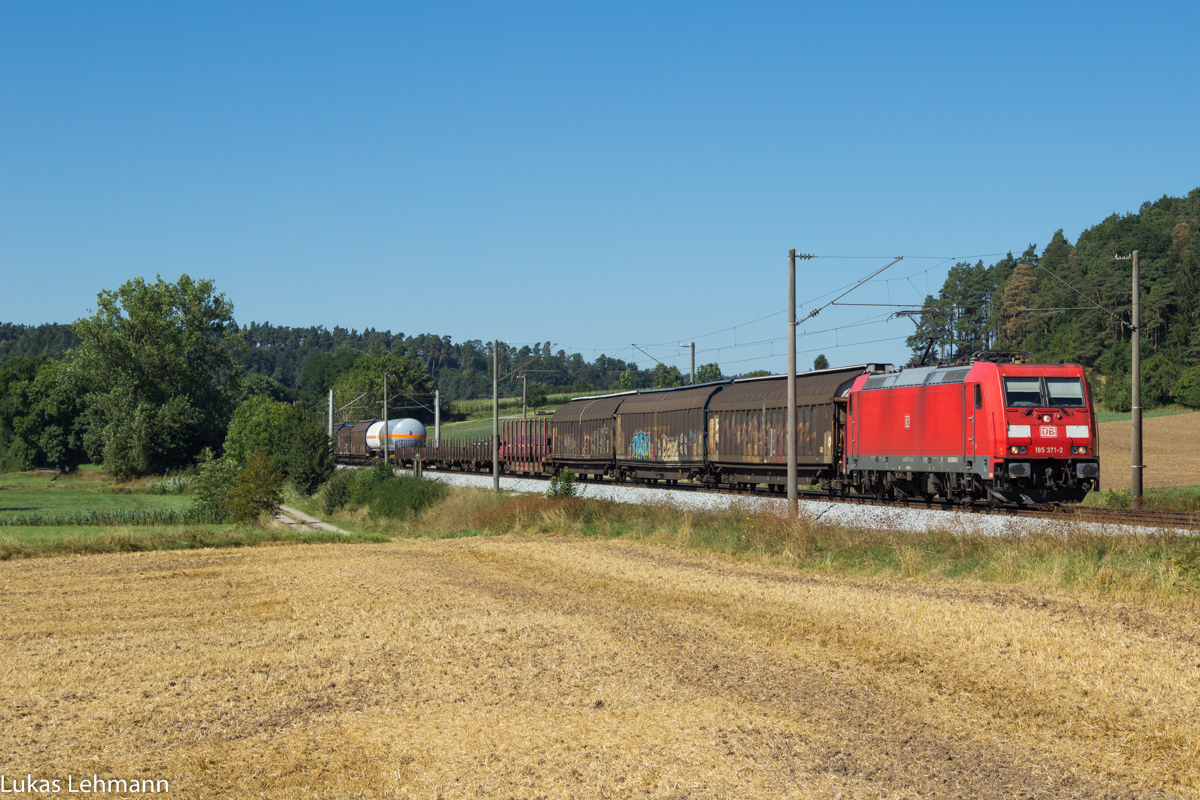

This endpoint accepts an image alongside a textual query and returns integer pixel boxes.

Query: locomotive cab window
[1045,377,1086,408]
[1003,377,1042,407]
[974,384,982,409]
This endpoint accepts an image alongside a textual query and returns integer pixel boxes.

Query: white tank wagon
[365,418,427,452]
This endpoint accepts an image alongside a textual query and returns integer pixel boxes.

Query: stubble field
[3,536,1198,799]
[1099,411,1200,489]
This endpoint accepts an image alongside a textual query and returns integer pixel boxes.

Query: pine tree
[999,264,1037,347]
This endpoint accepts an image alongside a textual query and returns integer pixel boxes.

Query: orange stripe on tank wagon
[388,434,424,438]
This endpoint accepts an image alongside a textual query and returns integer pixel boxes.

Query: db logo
[1040,425,1058,437]
[904,414,910,429]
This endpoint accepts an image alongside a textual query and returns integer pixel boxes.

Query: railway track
[342,458,1200,532]
[1042,505,1200,531]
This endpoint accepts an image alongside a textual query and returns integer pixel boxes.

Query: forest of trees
[905,187,1200,410]
[0,321,724,410]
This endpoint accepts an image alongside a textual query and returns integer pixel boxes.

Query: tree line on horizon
[0,321,740,410]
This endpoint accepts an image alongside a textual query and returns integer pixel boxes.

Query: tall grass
[0,507,226,527]
[378,489,1200,598]
[144,475,196,495]
[1095,485,1200,512]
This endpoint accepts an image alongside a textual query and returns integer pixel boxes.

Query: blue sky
[2,1,1198,375]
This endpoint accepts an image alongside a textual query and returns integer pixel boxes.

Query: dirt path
[1,539,1197,798]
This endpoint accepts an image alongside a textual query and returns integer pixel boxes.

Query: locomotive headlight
[1042,414,1052,423]
[1019,446,1027,454]
[1010,445,1019,454]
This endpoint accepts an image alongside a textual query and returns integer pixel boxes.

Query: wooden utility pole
[327,389,333,441]
[787,249,798,517]
[690,342,695,385]
[522,374,527,420]
[434,389,440,446]
[493,339,500,491]
[1131,250,1143,509]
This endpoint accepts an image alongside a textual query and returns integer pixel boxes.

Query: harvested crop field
[3,539,1199,799]
[1099,411,1200,488]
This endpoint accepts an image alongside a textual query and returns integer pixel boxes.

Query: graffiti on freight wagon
[630,431,653,460]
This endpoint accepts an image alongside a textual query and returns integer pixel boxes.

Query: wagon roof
[708,366,871,411]
[616,383,730,414]
[551,394,629,423]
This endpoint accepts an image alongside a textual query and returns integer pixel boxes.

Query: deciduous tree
[0,357,86,471]
[650,364,684,389]
[331,348,435,424]
[66,275,243,479]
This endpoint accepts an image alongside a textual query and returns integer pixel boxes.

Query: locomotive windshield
[1003,376,1087,408]
[1003,377,1042,407]
[1045,377,1086,408]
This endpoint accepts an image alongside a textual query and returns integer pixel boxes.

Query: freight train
[334,418,427,461]
[335,354,1099,506]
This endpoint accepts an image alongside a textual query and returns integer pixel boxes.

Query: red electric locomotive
[844,354,1099,505]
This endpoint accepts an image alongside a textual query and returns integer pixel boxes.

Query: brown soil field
[1099,411,1200,488]
[2,539,1199,799]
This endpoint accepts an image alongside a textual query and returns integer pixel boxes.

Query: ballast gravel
[386,468,1184,537]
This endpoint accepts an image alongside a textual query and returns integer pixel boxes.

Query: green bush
[1176,365,1200,409]
[1100,488,1130,508]
[1142,354,1180,409]
[319,463,447,519]
[361,475,448,519]
[350,461,396,507]
[547,469,579,498]
[193,448,239,519]
[1,438,36,473]
[284,419,335,496]
[1101,373,1131,412]
[320,468,358,515]
[224,394,305,468]
[227,452,285,524]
